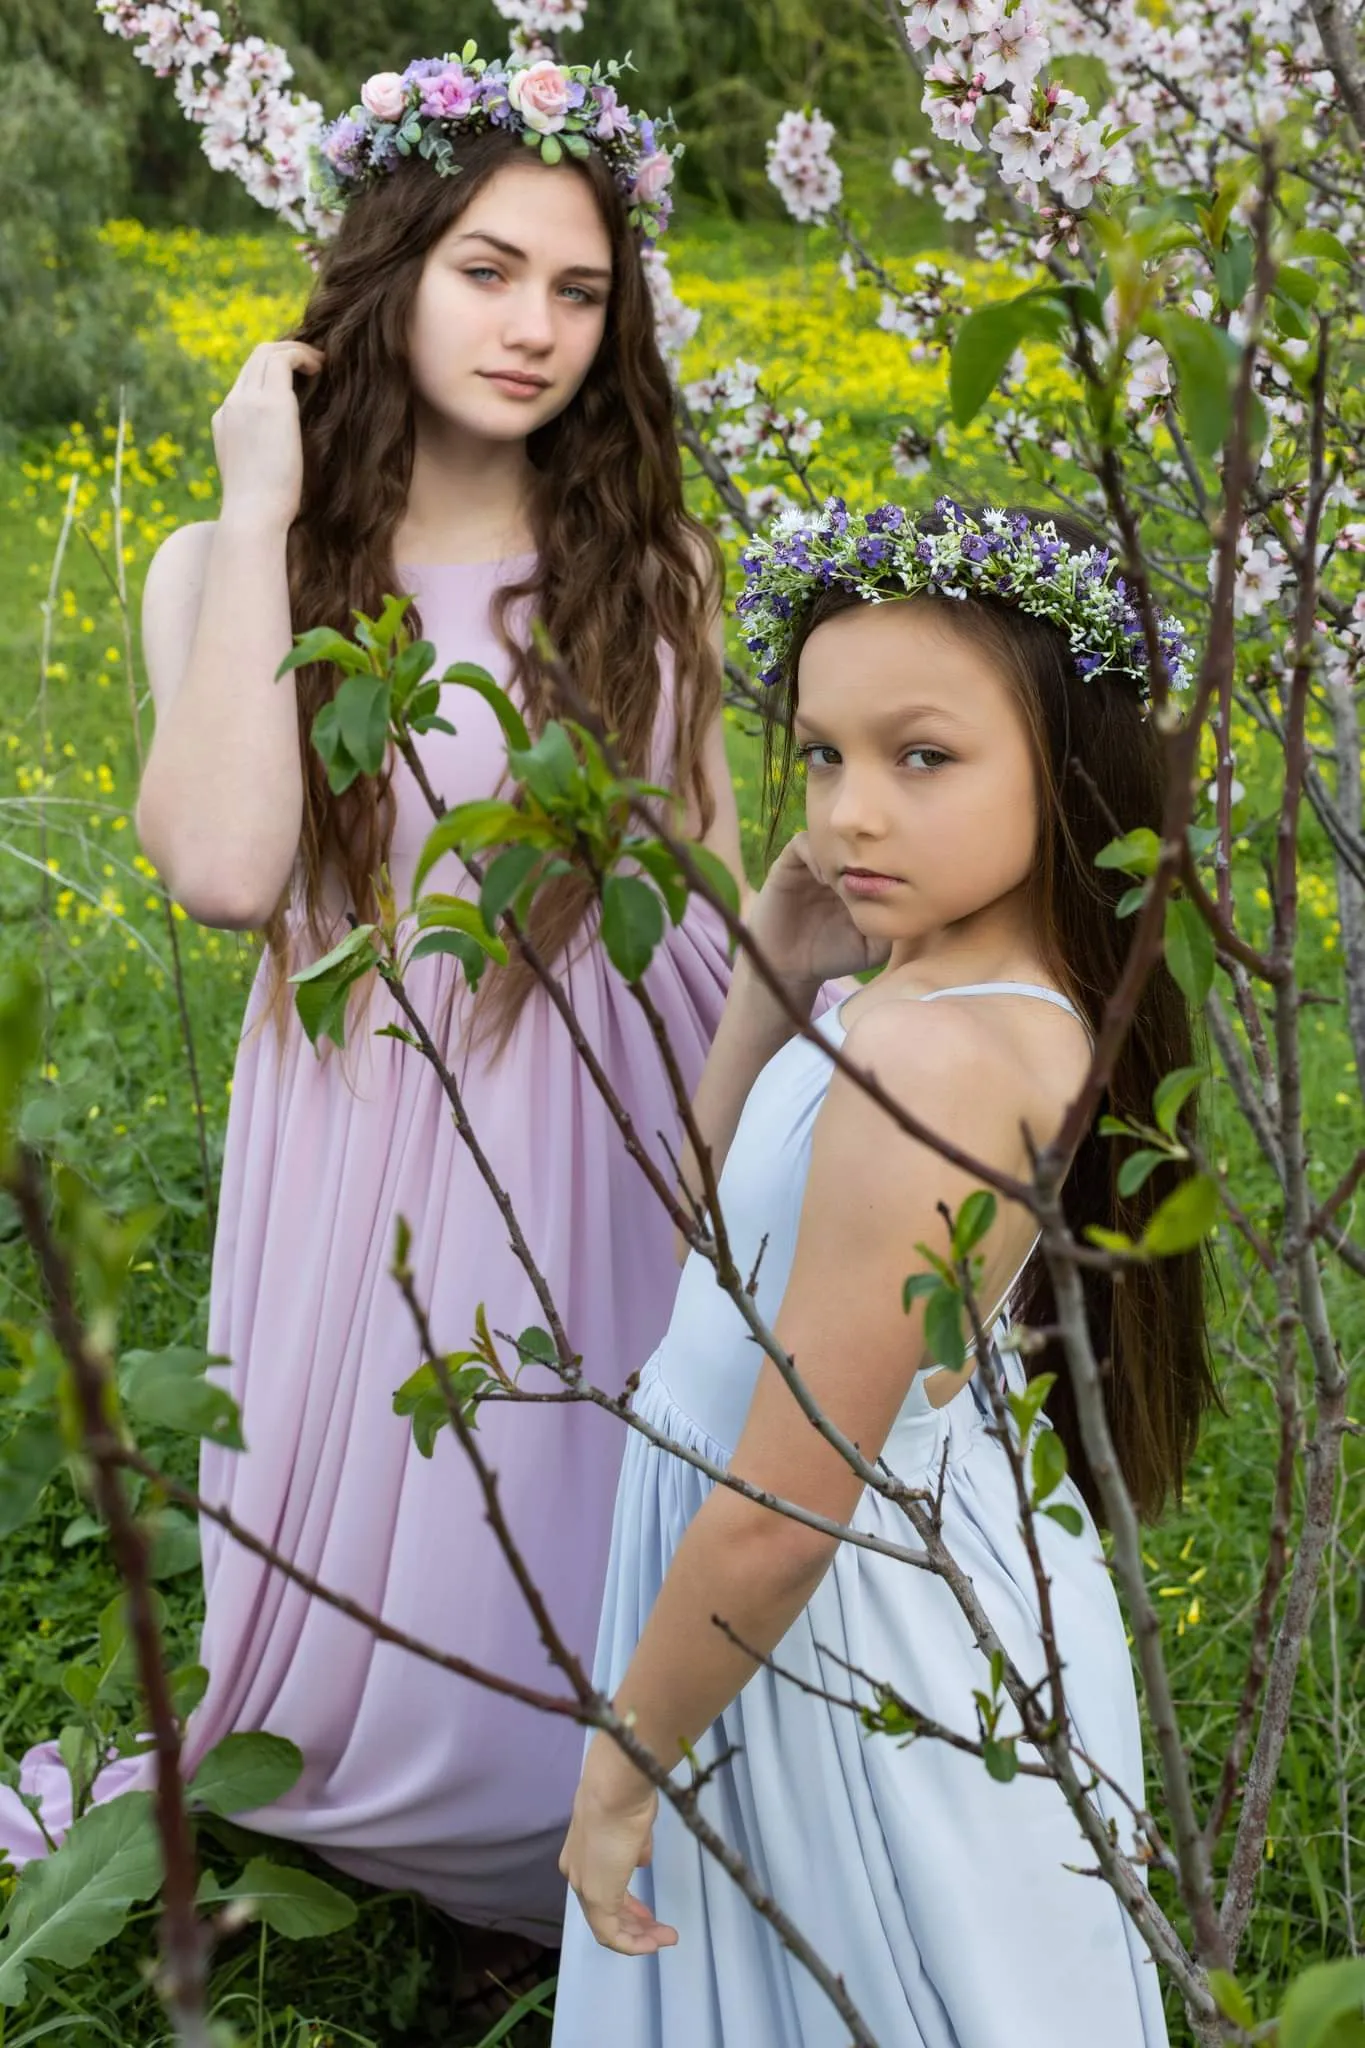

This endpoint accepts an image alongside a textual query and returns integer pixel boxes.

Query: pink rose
[360,71,407,123]
[508,59,572,135]
[418,66,477,120]
[631,149,674,205]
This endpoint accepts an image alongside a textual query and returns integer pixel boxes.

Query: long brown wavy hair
[763,509,1220,1524]
[264,129,722,1043]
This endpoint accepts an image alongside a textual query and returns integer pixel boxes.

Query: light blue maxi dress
[551,983,1170,2048]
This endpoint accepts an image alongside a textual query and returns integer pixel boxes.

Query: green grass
[0,213,1362,2046]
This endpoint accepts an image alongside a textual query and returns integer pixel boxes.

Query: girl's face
[407,157,613,446]
[795,600,1041,959]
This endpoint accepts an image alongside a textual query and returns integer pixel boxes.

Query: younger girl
[553,500,1216,2045]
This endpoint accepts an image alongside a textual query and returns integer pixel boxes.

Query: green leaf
[352,592,412,653]
[188,1732,303,1818]
[1117,1148,1168,1198]
[1029,1427,1068,1503]
[507,722,581,808]
[1211,233,1253,311]
[412,801,539,897]
[951,1190,997,1260]
[407,931,497,985]
[145,1507,201,1580]
[391,638,438,705]
[1140,1174,1220,1255]
[1164,897,1215,1006]
[1095,828,1161,877]
[1294,228,1353,269]
[902,1272,941,1312]
[392,1362,449,1458]
[0,1792,161,2005]
[1006,1371,1056,1443]
[202,1858,357,1941]
[1115,884,1147,920]
[600,875,665,983]
[630,841,689,926]
[982,1736,1019,1784]
[413,895,506,959]
[289,925,377,1050]
[1085,1224,1137,1254]
[441,664,531,752]
[684,843,741,922]
[1206,1970,1257,2029]
[1151,311,1238,457]
[288,923,377,987]
[1043,1501,1085,1537]
[924,1285,966,1373]
[0,961,44,1162]
[950,292,1066,428]
[308,697,357,794]
[275,627,370,680]
[1278,1958,1365,2048]
[334,675,391,779]
[119,1346,244,1451]
[0,1413,66,1538]
[515,1326,558,1368]
[1276,262,1321,310]
[539,133,563,166]
[1152,1064,1204,1137]
[480,844,545,929]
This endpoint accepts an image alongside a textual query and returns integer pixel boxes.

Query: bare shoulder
[141,521,219,709]
[835,993,1085,1153]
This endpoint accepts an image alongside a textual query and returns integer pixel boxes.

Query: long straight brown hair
[265,129,722,1042]
[763,509,1219,1524]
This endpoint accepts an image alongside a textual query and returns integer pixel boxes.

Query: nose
[501,282,556,357]
[825,760,889,845]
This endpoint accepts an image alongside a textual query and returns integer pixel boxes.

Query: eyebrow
[451,230,613,282]
[793,702,969,736]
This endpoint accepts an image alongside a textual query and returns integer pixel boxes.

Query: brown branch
[391,1250,884,2048]
[6,1148,211,2038]
[1307,0,1365,142]
[1306,1145,1365,1242]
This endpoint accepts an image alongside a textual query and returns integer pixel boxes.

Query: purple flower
[960,533,992,562]
[1075,652,1102,675]
[866,504,906,533]
[418,65,478,120]
[322,113,367,173]
[593,83,632,139]
[934,495,966,524]
[856,536,891,568]
[823,496,849,536]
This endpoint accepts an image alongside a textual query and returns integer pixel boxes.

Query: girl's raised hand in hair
[210,340,325,531]
[745,830,890,993]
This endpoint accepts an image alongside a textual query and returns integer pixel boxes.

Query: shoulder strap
[919,981,1088,1030]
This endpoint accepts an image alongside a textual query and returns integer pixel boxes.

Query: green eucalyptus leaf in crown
[736,497,1192,702]
[312,47,680,243]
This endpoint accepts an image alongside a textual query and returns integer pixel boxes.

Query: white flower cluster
[875,259,968,362]
[492,0,587,37]
[684,361,825,475]
[641,248,700,368]
[97,0,328,232]
[766,108,843,224]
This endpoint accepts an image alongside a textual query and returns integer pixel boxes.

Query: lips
[480,370,550,394]
[841,868,902,897]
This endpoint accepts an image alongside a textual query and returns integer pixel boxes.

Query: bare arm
[134,339,323,929]
[563,1004,1039,1952]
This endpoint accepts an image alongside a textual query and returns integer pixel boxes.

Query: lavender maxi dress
[552,987,1170,2046]
[0,556,731,1936]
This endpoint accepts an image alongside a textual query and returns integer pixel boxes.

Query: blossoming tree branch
[0,0,1360,2044]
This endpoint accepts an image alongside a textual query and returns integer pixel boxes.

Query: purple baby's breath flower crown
[737,497,1191,702]
[313,43,679,241]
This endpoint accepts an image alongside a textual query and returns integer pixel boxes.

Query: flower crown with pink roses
[312,43,680,241]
